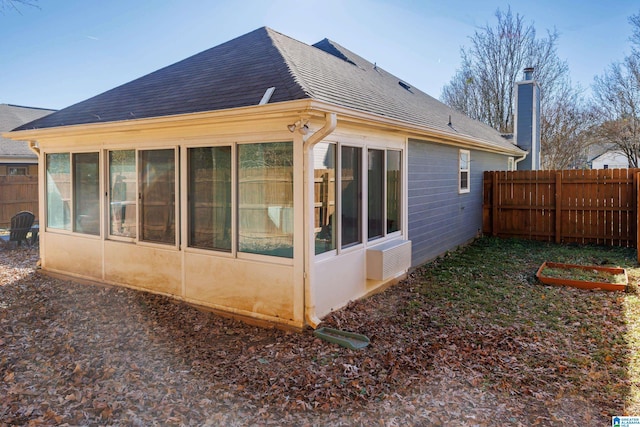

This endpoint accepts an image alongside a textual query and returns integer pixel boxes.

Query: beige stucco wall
[104,241,182,296]
[184,252,294,321]
[43,233,102,280]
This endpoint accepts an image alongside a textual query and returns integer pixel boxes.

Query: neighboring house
[0,104,55,176]
[589,148,630,169]
[5,27,526,329]
[0,104,55,228]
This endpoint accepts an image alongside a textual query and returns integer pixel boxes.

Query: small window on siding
[508,157,515,171]
[459,150,470,193]
[8,167,27,176]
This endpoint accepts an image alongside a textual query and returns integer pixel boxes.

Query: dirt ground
[0,242,622,426]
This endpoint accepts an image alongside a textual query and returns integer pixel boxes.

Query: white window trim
[459,149,470,194]
[45,150,103,238]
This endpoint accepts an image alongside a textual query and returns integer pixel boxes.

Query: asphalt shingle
[0,104,55,158]
[12,27,521,154]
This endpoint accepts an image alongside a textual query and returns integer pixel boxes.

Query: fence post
[555,172,562,244]
[492,171,499,236]
[637,172,640,263]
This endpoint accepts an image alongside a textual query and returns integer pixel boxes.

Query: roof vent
[259,87,276,105]
[398,81,411,91]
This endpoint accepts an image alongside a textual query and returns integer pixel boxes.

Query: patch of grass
[410,237,639,415]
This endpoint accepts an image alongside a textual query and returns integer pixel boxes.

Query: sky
[1,0,639,111]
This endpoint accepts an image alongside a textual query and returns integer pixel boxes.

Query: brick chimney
[515,67,541,170]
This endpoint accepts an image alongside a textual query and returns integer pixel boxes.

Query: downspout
[302,112,337,328]
[514,151,528,169]
[28,141,40,156]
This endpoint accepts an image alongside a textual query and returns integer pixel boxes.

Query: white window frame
[45,150,102,237]
[507,157,515,171]
[459,149,470,194]
[105,147,180,249]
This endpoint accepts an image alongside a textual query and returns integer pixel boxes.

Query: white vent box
[366,239,411,281]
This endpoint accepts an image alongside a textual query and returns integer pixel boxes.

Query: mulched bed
[0,242,622,425]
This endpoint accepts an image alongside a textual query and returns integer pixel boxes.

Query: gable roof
[0,104,55,160]
[12,27,521,154]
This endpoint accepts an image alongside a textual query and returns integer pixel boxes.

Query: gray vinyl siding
[407,138,511,267]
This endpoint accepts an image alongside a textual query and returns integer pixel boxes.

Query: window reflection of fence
[387,169,400,232]
[110,172,136,237]
[238,167,293,255]
[191,169,231,250]
[46,172,71,230]
[314,169,335,230]
[141,172,175,244]
[0,175,38,228]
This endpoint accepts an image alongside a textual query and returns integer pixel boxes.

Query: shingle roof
[13,27,521,153]
[0,104,55,159]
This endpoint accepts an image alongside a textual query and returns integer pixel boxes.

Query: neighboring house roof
[0,104,55,161]
[587,143,624,163]
[12,27,522,155]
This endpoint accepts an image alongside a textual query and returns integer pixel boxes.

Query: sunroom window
[386,150,401,234]
[341,145,362,248]
[368,149,384,240]
[368,149,401,240]
[139,149,176,245]
[314,143,336,254]
[188,146,232,251]
[109,150,136,238]
[238,142,293,258]
[46,153,71,231]
[45,152,100,235]
[73,152,100,235]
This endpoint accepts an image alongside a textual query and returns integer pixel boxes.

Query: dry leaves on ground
[0,238,636,425]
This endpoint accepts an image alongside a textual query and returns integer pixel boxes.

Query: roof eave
[305,101,526,156]
[4,99,525,157]
[2,99,321,141]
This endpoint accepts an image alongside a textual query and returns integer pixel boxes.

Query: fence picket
[483,169,639,248]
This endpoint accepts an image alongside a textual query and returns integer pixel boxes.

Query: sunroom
[26,104,410,329]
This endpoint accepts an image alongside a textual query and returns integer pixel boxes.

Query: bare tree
[442,7,592,170]
[590,12,640,167]
[0,0,38,13]
[541,81,593,169]
[441,7,569,134]
[631,11,640,54]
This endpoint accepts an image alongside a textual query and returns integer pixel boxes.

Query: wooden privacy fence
[0,175,38,229]
[483,169,640,251]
